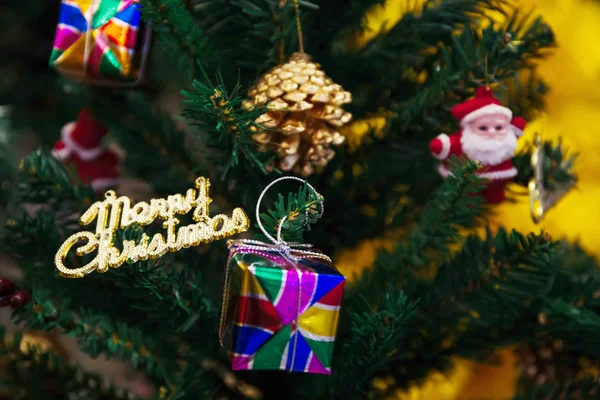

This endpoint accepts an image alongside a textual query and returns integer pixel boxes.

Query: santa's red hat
[52,109,107,161]
[452,86,512,126]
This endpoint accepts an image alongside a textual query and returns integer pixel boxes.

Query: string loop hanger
[255,176,324,247]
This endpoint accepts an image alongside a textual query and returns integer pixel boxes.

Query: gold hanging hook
[484,53,491,89]
[293,0,304,53]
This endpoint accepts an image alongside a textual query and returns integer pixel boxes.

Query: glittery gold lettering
[55,177,250,278]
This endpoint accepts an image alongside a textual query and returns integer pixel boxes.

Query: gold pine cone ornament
[244,53,353,176]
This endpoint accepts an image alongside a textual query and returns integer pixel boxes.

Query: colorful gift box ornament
[219,177,346,375]
[49,0,150,86]
[220,241,346,374]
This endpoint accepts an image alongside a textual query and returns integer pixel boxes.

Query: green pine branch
[1,206,218,354]
[2,149,94,287]
[14,298,178,386]
[2,208,121,312]
[369,229,558,394]
[513,378,600,400]
[501,69,549,122]
[231,0,318,72]
[167,0,318,81]
[513,341,600,400]
[0,329,130,400]
[0,1,592,398]
[4,148,218,343]
[331,289,419,398]
[2,208,227,397]
[181,71,270,179]
[336,0,497,111]
[317,7,558,252]
[482,9,556,80]
[2,209,73,282]
[540,300,600,357]
[320,7,560,251]
[232,0,294,71]
[392,14,554,131]
[108,227,220,340]
[91,93,197,194]
[157,364,220,400]
[353,0,495,58]
[3,207,219,347]
[257,183,323,243]
[335,158,485,391]
[547,242,600,310]
[510,243,600,399]
[340,5,555,133]
[141,0,219,76]
[349,157,485,301]
[421,229,558,353]
[450,8,555,84]
[17,147,95,213]
[0,112,18,212]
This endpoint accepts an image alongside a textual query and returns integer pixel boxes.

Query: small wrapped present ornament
[49,0,151,86]
[220,241,345,374]
[219,177,346,375]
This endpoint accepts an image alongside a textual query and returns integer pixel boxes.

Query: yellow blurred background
[336,0,600,398]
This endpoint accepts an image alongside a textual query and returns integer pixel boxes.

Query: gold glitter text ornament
[244,52,353,176]
[55,177,250,278]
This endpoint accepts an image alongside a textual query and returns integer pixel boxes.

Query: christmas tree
[1,0,598,399]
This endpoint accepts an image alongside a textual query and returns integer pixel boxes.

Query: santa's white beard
[460,127,518,166]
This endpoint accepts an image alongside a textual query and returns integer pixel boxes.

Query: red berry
[0,277,16,296]
[10,290,30,310]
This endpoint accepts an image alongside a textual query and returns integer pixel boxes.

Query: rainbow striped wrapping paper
[49,0,141,79]
[220,241,346,374]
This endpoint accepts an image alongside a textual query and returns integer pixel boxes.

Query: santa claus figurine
[429,86,527,203]
[52,109,123,192]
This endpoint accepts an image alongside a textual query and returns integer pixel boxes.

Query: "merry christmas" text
[55,177,249,278]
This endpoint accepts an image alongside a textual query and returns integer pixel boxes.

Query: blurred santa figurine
[52,109,123,192]
[429,86,526,203]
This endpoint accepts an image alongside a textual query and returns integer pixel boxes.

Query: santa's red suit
[52,109,122,192]
[429,87,527,203]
